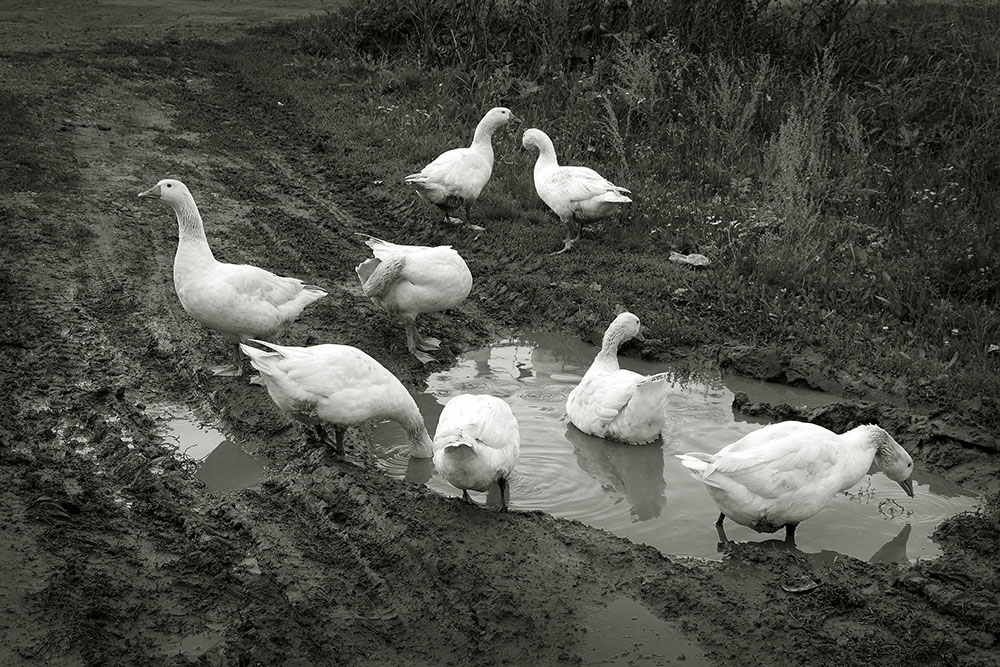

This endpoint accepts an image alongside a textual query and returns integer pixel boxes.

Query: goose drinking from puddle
[433,394,520,511]
[355,234,472,364]
[522,128,632,254]
[138,179,327,376]
[566,312,672,445]
[240,340,433,459]
[405,106,519,229]
[676,422,915,542]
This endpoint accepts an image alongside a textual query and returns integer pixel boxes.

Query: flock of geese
[137,107,916,539]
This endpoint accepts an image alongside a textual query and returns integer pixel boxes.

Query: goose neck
[405,423,435,459]
[173,196,212,250]
[471,117,501,148]
[836,427,881,489]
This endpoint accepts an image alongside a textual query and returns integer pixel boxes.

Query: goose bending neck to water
[522,128,631,255]
[566,312,671,445]
[405,107,520,229]
[433,394,520,511]
[240,340,433,459]
[138,178,327,376]
[676,422,915,542]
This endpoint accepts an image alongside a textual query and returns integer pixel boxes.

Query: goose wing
[407,148,491,198]
[700,429,840,500]
[220,263,318,308]
[571,369,643,429]
[542,166,631,203]
[247,341,391,403]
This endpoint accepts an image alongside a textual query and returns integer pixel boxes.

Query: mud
[1,2,998,666]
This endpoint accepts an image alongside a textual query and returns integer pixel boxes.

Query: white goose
[405,106,519,228]
[137,179,327,376]
[433,394,520,511]
[240,340,433,459]
[355,234,472,364]
[522,128,632,254]
[676,422,915,541]
[566,312,672,445]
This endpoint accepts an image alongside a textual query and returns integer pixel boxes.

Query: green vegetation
[116,0,1000,419]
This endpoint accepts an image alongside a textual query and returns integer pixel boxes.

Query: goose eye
[166,184,172,188]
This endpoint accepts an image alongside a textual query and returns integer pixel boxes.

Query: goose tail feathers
[628,372,672,414]
[355,257,381,288]
[239,341,284,378]
[675,452,716,478]
[600,190,632,204]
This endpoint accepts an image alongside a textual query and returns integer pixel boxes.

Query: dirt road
[1,2,997,666]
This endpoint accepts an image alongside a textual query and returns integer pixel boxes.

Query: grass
[99,0,1000,424]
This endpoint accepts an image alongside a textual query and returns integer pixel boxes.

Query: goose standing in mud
[240,340,434,459]
[522,128,632,254]
[405,106,519,229]
[355,234,472,364]
[137,178,327,376]
[433,394,520,511]
[565,312,672,445]
[676,422,915,542]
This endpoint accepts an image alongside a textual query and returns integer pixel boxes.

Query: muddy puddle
[373,332,980,563]
[581,597,711,666]
[151,403,266,492]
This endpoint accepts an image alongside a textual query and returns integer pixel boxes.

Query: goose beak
[137,184,161,199]
[898,477,914,498]
[634,328,647,342]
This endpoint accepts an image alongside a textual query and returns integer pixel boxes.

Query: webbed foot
[416,337,441,351]
[549,239,576,256]
[412,349,436,364]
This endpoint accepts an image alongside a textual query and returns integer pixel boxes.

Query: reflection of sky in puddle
[373,332,980,562]
[150,404,265,493]
[580,597,711,666]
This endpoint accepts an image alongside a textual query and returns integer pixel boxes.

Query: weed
[160,0,1000,412]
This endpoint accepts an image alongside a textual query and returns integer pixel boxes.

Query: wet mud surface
[1,2,998,666]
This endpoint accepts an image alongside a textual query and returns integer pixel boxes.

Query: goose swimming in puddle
[676,421,915,541]
[138,178,327,376]
[565,312,671,445]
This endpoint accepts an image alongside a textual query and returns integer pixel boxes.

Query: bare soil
[1,2,998,666]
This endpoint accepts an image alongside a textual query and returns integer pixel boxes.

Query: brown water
[151,403,266,493]
[373,332,980,563]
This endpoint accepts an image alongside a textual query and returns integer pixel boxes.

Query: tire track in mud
[5,33,999,667]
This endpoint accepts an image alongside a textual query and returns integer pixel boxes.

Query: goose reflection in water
[715,520,914,566]
[869,523,911,564]
[564,424,667,522]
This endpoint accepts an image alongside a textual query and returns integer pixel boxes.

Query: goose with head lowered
[676,421,915,542]
[138,178,327,376]
[240,340,434,459]
[522,128,632,254]
[433,394,520,511]
[405,106,520,229]
[566,312,672,445]
[355,233,472,364]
